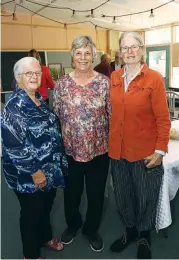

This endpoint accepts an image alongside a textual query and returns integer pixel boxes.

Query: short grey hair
[119,32,144,48]
[13,57,40,77]
[71,36,97,59]
[115,51,120,57]
[101,53,110,62]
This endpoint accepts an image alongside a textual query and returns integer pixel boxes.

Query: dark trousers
[14,188,56,259]
[111,159,163,232]
[64,153,109,235]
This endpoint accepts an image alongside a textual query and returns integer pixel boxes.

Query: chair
[5,92,13,103]
[48,89,53,110]
[166,91,179,119]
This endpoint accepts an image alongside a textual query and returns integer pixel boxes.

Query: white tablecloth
[155,120,179,231]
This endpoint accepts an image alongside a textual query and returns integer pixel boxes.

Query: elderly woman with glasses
[28,49,55,104]
[1,57,68,259]
[53,36,111,252]
[108,32,171,259]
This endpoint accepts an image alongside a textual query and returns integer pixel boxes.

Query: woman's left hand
[144,152,163,169]
[32,169,47,188]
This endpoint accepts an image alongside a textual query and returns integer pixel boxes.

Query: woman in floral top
[53,36,111,252]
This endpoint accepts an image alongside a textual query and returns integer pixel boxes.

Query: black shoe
[137,238,152,259]
[110,227,138,253]
[84,233,104,252]
[61,228,78,245]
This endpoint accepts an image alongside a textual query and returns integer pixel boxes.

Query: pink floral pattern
[53,74,111,162]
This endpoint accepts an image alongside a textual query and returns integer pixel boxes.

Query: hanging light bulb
[71,10,76,18]
[91,9,95,18]
[112,16,116,23]
[149,9,154,18]
[12,12,18,20]
[12,4,17,20]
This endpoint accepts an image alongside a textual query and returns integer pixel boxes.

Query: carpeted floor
[1,172,179,259]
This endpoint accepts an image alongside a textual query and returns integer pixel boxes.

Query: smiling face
[16,61,41,94]
[73,45,93,72]
[120,36,144,65]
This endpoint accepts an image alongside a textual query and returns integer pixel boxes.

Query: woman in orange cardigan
[109,32,171,259]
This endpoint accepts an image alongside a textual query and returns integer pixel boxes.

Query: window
[145,27,171,45]
[175,26,179,43]
[171,67,179,88]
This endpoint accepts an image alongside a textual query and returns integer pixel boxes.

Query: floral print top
[53,73,111,162]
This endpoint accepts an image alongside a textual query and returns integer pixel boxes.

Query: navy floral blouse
[1,87,68,193]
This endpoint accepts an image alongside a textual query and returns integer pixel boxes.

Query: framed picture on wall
[63,67,74,75]
[48,63,63,81]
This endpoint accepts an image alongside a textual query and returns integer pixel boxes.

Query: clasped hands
[144,152,163,169]
[32,170,47,189]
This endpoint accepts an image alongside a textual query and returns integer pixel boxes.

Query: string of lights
[1,0,178,29]
[25,0,110,19]
[5,3,118,31]
[1,1,118,30]
[102,0,174,18]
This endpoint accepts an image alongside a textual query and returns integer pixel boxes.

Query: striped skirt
[111,158,164,232]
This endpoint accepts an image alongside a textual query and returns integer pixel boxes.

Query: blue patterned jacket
[1,87,68,193]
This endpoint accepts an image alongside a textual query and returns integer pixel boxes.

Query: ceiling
[2,0,179,31]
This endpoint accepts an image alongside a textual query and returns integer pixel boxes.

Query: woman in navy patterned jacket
[1,57,68,259]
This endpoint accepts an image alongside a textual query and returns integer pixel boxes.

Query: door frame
[146,45,170,89]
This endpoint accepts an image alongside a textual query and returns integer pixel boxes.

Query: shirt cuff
[155,150,166,156]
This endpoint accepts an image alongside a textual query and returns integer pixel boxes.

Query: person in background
[53,36,111,252]
[28,49,55,103]
[1,57,68,259]
[110,51,123,71]
[109,32,171,259]
[94,53,112,78]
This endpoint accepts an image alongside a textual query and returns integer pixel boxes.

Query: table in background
[156,120,179,231]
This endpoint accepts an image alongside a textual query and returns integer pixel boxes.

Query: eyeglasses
[19,71,42,77]
[120,45,143,53]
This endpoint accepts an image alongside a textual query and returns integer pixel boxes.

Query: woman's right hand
[32,170,47,189]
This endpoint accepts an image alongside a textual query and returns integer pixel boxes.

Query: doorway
[146,46,170,89]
